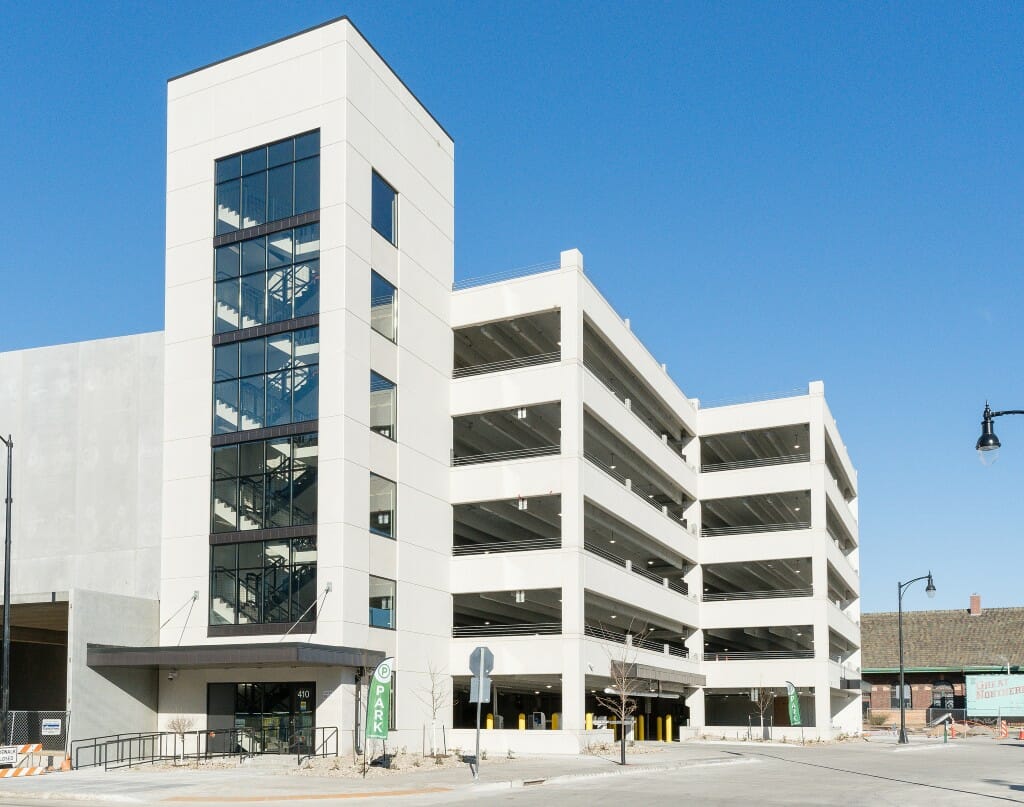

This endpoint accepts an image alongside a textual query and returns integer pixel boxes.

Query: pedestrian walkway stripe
[164,787,452,802]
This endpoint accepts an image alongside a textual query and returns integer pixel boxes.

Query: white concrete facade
[0,16,860,753]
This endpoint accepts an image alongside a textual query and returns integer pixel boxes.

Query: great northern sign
[966,674,1024,716]
[365,657,394,741]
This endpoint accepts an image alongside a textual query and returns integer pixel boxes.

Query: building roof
[862,607,1024,672]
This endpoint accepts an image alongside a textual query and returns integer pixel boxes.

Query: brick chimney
[969,593,982,616]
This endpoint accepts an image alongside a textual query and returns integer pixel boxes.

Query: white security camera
[167,669,178,680]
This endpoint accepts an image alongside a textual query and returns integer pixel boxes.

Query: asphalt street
[0,738,1022,806]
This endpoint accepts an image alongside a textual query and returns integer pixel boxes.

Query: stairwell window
[213,328,319,434]
[369,575,396,630]
[211,434,318,533]
[369,473,396,539]
[209,537,317,626]
[214,224,319,334]
[371,171,397,245]
[370,271,397,342]
[370,371,397,440]
[215,131,320,235]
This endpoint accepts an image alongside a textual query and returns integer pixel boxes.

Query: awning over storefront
[87,642,384,670]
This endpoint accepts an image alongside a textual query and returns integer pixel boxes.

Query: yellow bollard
[486,713,494,730]
[656,716,664,742]
[665,715,673,742]
[518,713,526,730]
[552,713,559,730]
[585,712,594,730]
[637,715,645,741]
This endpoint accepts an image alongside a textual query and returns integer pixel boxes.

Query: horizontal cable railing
[453,261,560,291]
[700,453,810,473]
[668,644,689,658]
[453,537,561,556]
[699,388,806,408]
[584,542,626,567]
[631,564,665,585]
[453,622,561,638]
[702,587,813,602]
[582,365,693,466]
[585,624,628,644]
[703,649,815,661]
[454,351,560,379]
[584,543,693,599]
[452,444,559,466]
[701,522,811,538]
[583,453,688,521]
[632,635,663,652]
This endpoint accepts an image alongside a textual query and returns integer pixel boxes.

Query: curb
[456,753,757,792]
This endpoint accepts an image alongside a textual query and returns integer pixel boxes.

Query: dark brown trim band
[212,314,319,347]
[213,211,320,249]
[209,524,317,545]
[211,421,318,447]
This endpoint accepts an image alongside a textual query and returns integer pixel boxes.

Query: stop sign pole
[470,646,493,780]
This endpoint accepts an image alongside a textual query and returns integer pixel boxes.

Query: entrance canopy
[87,642,383,670]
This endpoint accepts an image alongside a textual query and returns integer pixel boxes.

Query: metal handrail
[583,542,626,567]
[700,453,810,473]
[453,261,560,291]
[453,622,561,637]
[699,388,806,408]
[454,351,560,378]
[582,365,692,464]
[702,587,813,602]
[584,624,627,644]
[701,522,811,537]
[452,444,559,466]
[631,564,664,585]
[703,650,815,661]
[632,636,663,652]
[583,454,688,521]
[667,579,689,596]
[453,537,561,556]
[668,645,689,658]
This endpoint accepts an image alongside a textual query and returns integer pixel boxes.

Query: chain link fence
[5,711,69,753]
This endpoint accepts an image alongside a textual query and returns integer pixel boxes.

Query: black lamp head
[925,572,936,598]
[977,403,1001,460]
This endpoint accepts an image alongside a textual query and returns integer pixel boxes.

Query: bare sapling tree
[753,687,775,740]
[166,715,195,761]
[414,661,455,756]
[594,619,648,765]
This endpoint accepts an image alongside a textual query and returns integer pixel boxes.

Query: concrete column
[558,253,586,731]
[686,688,705,731]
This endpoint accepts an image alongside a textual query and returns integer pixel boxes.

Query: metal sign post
[468,646,493,781]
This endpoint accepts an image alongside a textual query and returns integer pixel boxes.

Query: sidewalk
[0,745,740,804]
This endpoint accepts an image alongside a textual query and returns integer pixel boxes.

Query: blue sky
[2,2,1022,614]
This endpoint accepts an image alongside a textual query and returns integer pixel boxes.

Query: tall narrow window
[370,271,397,342]
[369,473,396,538]
[369,575,396,629]
[371,171,397,245]
[370,371,397,440]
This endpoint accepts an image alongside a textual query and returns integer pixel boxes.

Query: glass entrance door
[209,681,315,754]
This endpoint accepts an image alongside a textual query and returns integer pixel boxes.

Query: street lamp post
[897,571,936,744]
[0,435,11,745]
[976,403,1024,464]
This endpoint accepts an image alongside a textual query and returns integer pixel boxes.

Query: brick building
[861,595,1024,726]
